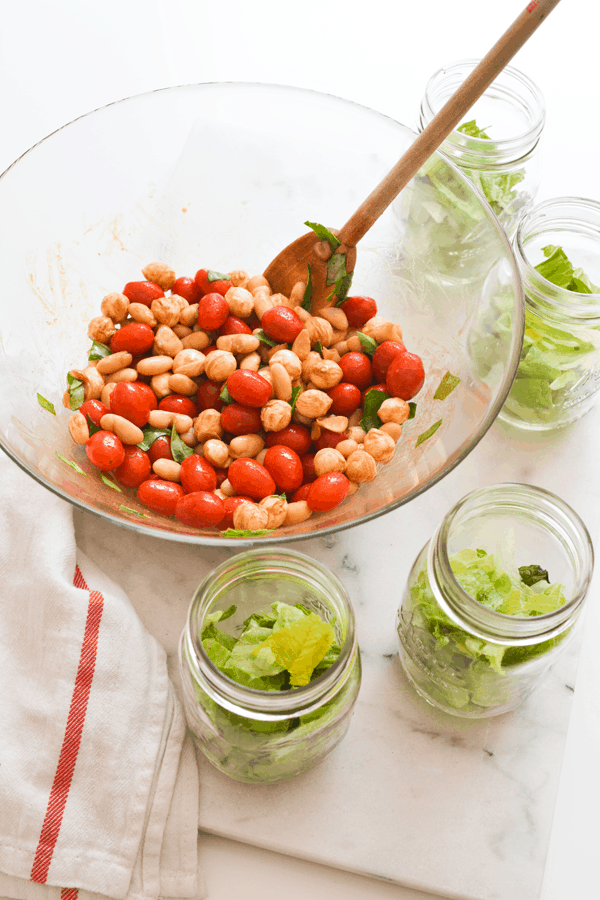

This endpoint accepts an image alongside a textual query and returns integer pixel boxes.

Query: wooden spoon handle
[338,0,561,249]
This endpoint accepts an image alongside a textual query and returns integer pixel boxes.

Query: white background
[1,1,599,898]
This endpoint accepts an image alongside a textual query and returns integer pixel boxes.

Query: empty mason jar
[419,60,545,238]
[179,548,361,783]
[396,484,593,718]
[501,197,600,430]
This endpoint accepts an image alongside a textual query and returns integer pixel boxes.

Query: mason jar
[501,197,600,430]
[396,484,593,718]
[419,60,545,239]
[179,548,361,783]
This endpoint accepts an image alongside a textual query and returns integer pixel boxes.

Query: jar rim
[184,547,358,716]
[430,483,593,645]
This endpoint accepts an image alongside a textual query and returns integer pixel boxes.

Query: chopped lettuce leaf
[254,612,334,686]
[457,119,491,140]
[535,244,600,294]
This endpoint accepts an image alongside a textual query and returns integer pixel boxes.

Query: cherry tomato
[306,472,350,512]
[138,479,185,516]
[341,296,377,328]
[198,293,229,331]
[171,276,201,304]
[291,483,311,503]
[86,431,125,471]
[301,453,317,484]
[158,394,199,419]
[214,467,229,487]
[204,345,218,355]
[313,429,348,451]
[114,446,152,488]
[220,495,254,530]
[194,269,232,297]
[228,458,276,500]
[109,382,156,428]
[196,381,223,412]
[261,307,304,343]
[220,402,262,435]
[110,323,155,356]
[263,445,303,493]
[180,455,218,493]
[175,492,225,528]
[265,424,311,456]
[219,315,252,336]
[386,351,425,400]
[147,434,173,465]
[226,370,272,408]
[327,382,362,417]
[122,281,164,308]
[372,340,407,383]
[134,381,159,409]
[362,383,387,405]
[338,352,373,391]
[80,399,109,428]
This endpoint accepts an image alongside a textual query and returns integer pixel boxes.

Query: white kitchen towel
[0,451,202,900]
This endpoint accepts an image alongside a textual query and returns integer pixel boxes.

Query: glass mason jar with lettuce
[501,197,600,430]
[396,484,593,718]
[179,548,361,783]
[419,60,544,239]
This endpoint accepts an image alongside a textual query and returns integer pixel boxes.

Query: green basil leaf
[519,565,550,587]
[137,426,169,451]
[220,528,275,539]
[433,371,461,401]
[101,473,122,492]
[304,221,341,250]
[37,393,55,415]
[315,342,323,356]
[331,272,354,306]
[327,252,346,286]
[86,413,101,436]
[119,504,150,518]
[357,332,378,357]
[302,264,313,312]
[208,270,230,282]
[408,402,417,420]
[88,340,112,361]
[220,385,234,405]
[360,389,391,432]
[56,452,87,476]
[170,424,194,464]
[256,329,277,347]
[289,385,302,414]
[66,373,85,411]
[416,419,442,447]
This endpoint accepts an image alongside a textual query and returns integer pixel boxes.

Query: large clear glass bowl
[0,83,523,546]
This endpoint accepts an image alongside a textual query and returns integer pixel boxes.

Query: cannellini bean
[96,351,133,375]
[240,352,261,371]
[269,349,302,379]
[336,439,359,458]
[150,373,172,399]
[137,355,173,376]
[246,274,271,294]
[172,348,206,377]
[141,261,176,290]
[173,324,192,339]
[128,303,157,327]
[321,306,348,331]
[284,500,312,525]
[289,281,306,307]
[181,331,210,351]
[101,382,117,408]
[380,422,403,442]
[216,333,260,354]
[228,434,265,459]
[220,478,236,497]
[179,427,198,447]
[106,367,138,384]
[68,411,89,445]
[291,329,311,361]
[203,439,230,467]
[147,410,193,432]
[152,459,182,481]
[270,362,292,400]
[154,325,183,358]
[168,373,198,396]
[100,413,144,445]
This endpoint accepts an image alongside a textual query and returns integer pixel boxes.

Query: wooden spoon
[264,0,561,313]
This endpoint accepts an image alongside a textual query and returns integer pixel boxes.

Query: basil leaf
[88,340,112,361]
[357,332,377,357]
[434,371,461,401]
[66,373,85,411]
[119,504,150,518]
[220,528,275,538]
[360,389,391,432]
[519,565,550,587]
[137,426,169,451]
[304,221,341,250]
[220,385,234,405]
[327,252,346,286]
[170,424,194,464]
[86,413,101,436]
[408,402,417,420]
[37,393,55,415]
[56,452,87,476]
[331,272,354,306]
[101,473,122,492]
[302,264,313,312]
[256,329,277,347]
[208,270,230,282]
[416,419,442,447]
[289,385,302,414]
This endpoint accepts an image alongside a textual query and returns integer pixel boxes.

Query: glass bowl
[0,83,523,546]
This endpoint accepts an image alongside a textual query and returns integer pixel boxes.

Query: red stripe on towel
[61,889,79,900]
[30,565,104,884]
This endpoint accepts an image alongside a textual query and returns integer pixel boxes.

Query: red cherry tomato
[180,455,218,493]
[147,435,173,465]
[265,424,311,456]
[327,382,362,416]
[171,276,201,304]
[214,467,229,488]
[158,394,199,419]
[219,315,252,336]
[138,479,185,516]
[226,370,272,408]
[313,429,348,451]
[220,495,254,529]
[109,382,156,428]
[86,431,125,471]
[175,491,225,528]
[291,483,311,502]
[80,399,109,428]
[372,340,407,383]
[261,307,304,343]
[114,446,152,488]
[204,346,218,355]
[301,453,317,484]
[338,352,373,391]
[194,269,232,297]
[306,472,350,512]
[263,445,303,493]
[110,323,155,356]
[122,281,164,308]
[198,293,229,331]
[196,381,223,412]
[341,296,377,328]
[220,403,262,435]
[386,351,425,400]
[228,458,276,500]
[362,383,387,405]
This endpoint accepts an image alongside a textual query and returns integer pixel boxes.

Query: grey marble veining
[74,407,600,900]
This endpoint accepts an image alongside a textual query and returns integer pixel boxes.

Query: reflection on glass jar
[179,548,361,783]
[501,197,600,430]
[419,60,545,240]
[396,484,593,718]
